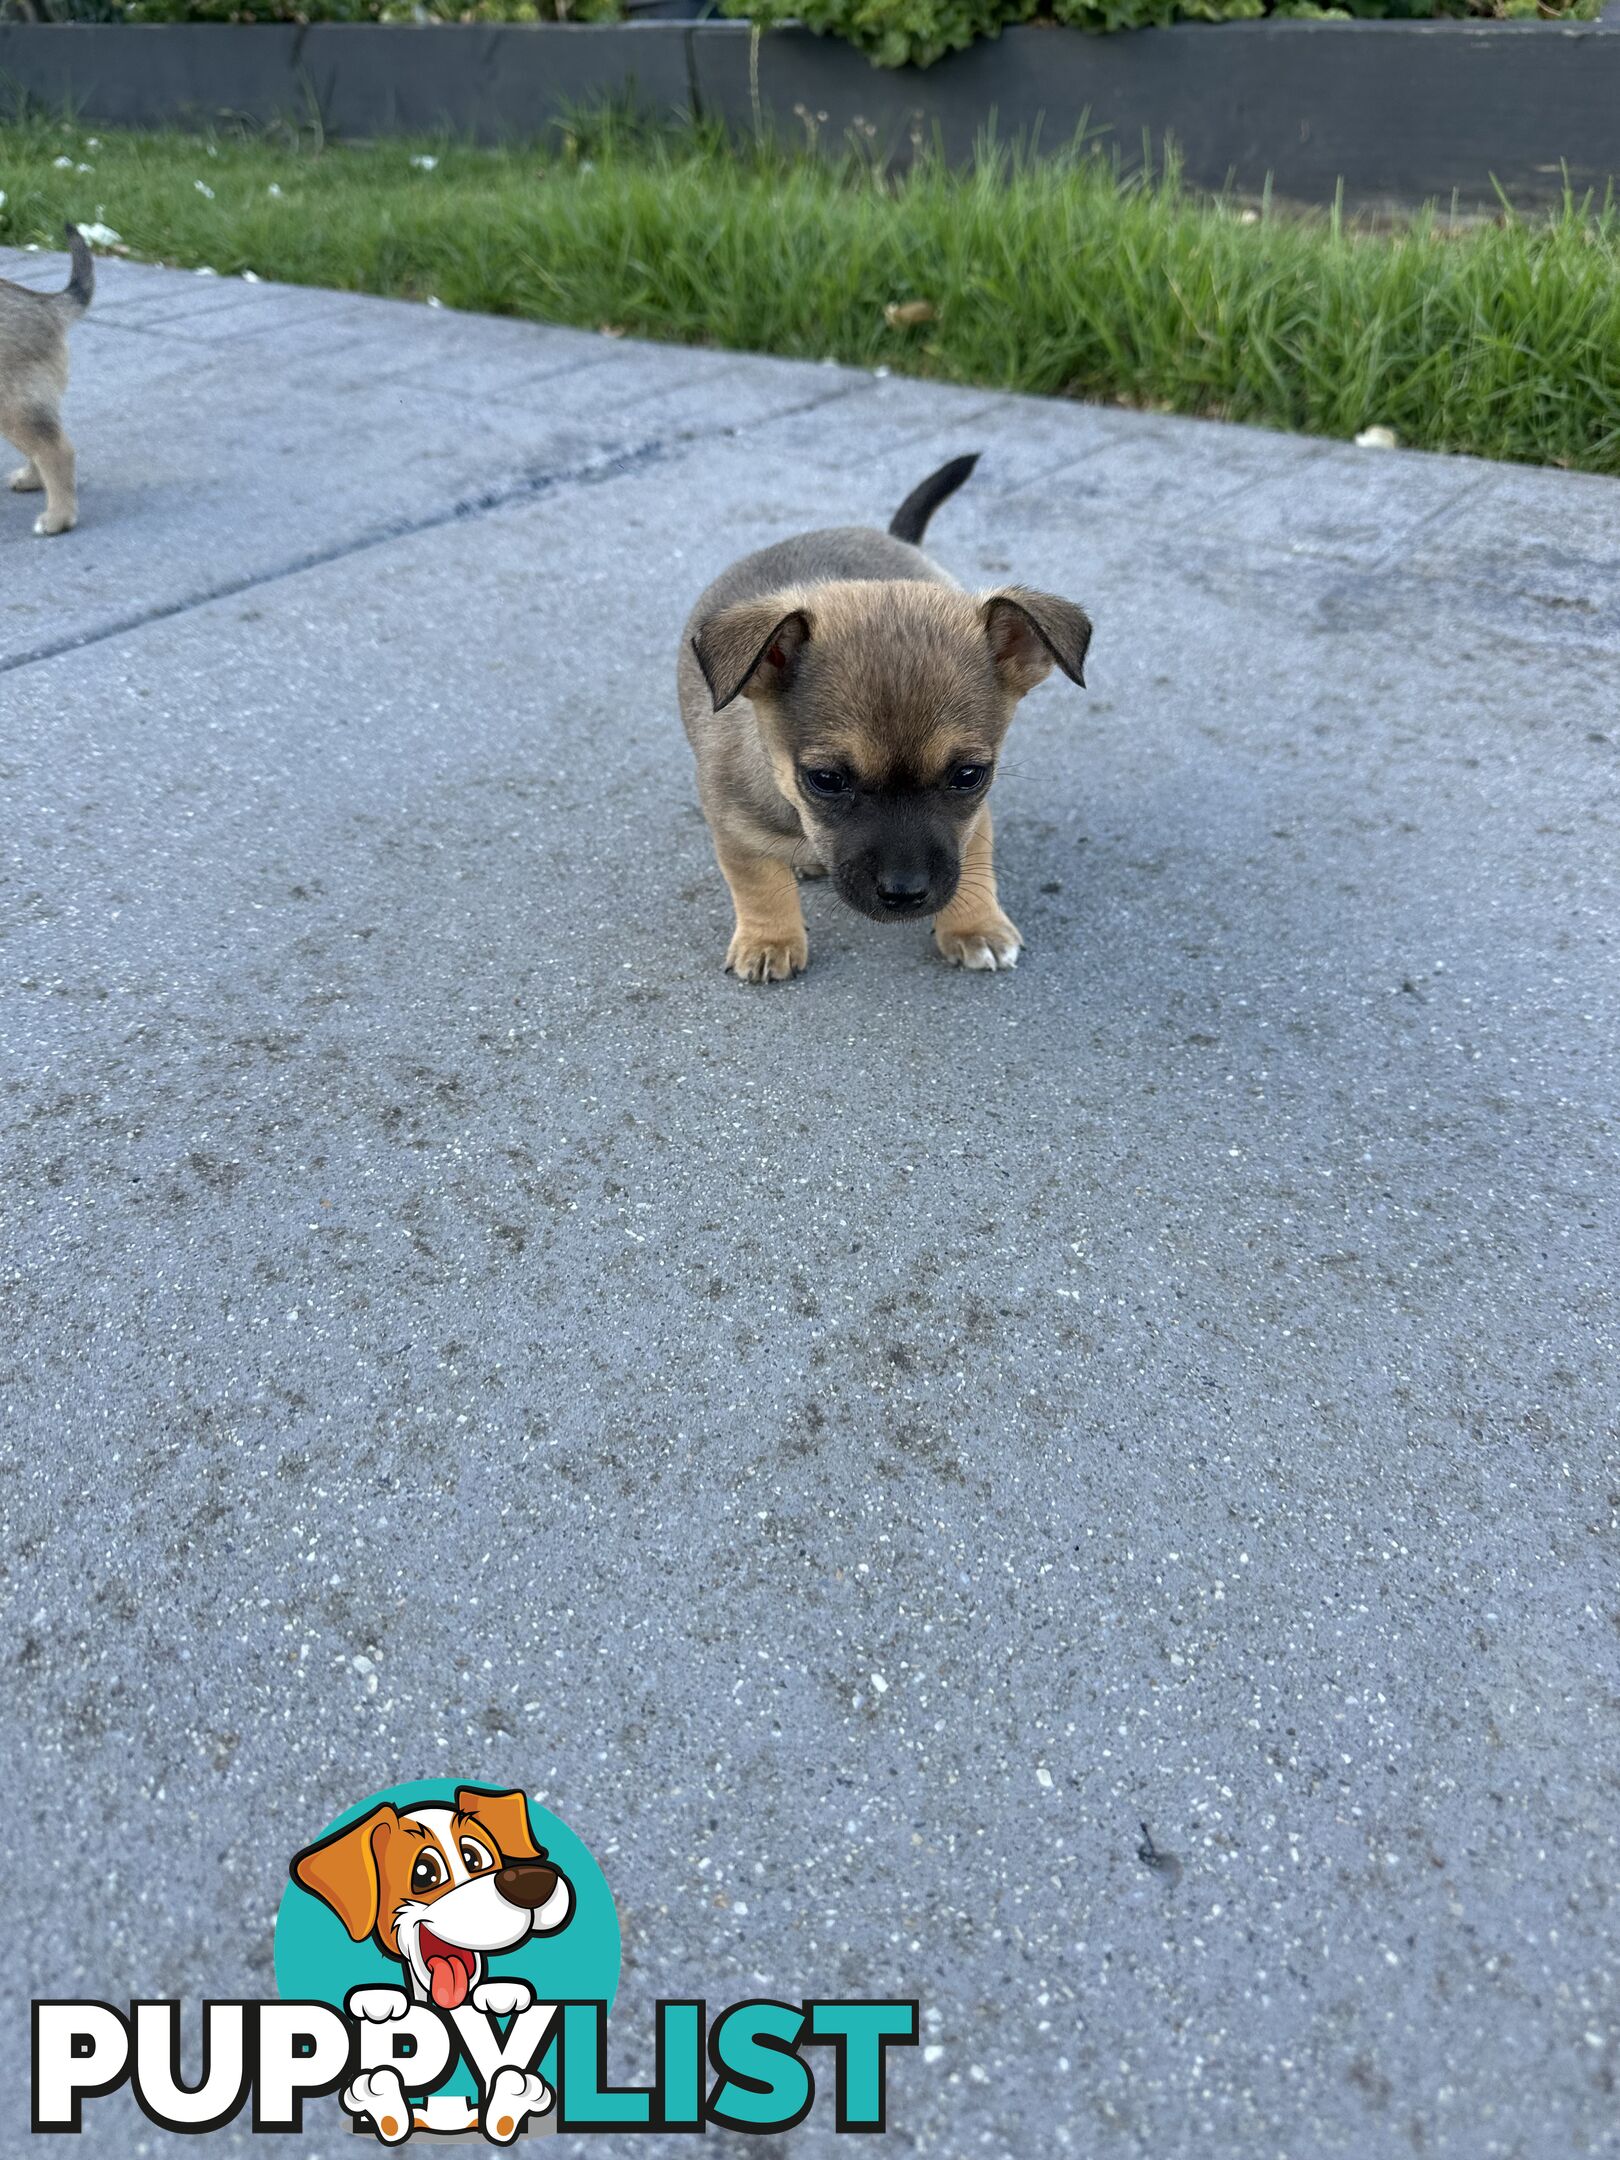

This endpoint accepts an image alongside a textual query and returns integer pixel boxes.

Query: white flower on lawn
[267,183,284,197]
[87,137,101,148]
[53,155,73,169]
[195,265,218,276]
[0,190,7,211]
[410,154,439,171]
[75,163,93,174]
[79,221,122,247]
[194,179,215,199]
[242,270,261,283]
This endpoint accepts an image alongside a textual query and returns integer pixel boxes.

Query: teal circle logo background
[274,1781,621,2028]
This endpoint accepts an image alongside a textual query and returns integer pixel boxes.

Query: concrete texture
[2,247,1617,2158]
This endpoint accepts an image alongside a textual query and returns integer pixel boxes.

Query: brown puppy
[0,224,93,538]
[680,455,1091,981]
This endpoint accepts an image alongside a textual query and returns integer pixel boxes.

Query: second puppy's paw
[935,912,1022,972]
[726,924,808,983]
[8,464,42,493]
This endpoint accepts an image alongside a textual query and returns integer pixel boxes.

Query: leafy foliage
[725,0,1595,65]
[116,0,615,22]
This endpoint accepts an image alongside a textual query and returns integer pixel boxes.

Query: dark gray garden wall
[2,17,1618,209]
[697,19,1620,209]
[0,23,695,136]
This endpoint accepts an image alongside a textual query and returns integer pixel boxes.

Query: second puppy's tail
[888,452,980,545]
[56,224,95,319]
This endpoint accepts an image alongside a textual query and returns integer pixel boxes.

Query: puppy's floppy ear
[982,587,1092,696]
[455,1785,541,1863]
[290,1804,397,1941]
[691,601,811,711]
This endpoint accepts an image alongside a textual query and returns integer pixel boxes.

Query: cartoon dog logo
[291,1784,573,2140]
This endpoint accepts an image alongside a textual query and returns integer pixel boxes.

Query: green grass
[3,112,1619,473]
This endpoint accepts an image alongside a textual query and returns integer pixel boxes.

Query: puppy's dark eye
[459,1839,491,1874]
[801,768,850,799]
[410,1851,445,1895]
[948,764,990,791]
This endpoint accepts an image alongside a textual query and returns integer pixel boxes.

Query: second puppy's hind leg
[5,411,77,535]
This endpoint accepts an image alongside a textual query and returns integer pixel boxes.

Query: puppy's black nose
[875,873,930,912]
[495,1862,560,1909]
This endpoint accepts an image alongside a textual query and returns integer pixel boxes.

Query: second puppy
[0,223,94,538]
[680,454,1091,981]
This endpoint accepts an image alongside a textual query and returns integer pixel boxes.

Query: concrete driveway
[3,248,1616,2158]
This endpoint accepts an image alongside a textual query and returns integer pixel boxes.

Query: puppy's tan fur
[0,224,93,538]
[679,458,1090,980]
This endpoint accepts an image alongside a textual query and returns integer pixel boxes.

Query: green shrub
[118,0,616,22]
[731,0,1035,69]
[724,0,1596,66]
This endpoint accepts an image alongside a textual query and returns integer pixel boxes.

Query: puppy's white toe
[936,918,1022,971]
[33,509,76,537]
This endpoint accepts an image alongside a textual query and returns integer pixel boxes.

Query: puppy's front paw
[936,912,1022,972]
[726,924,808,983]
[483,2066,553,2144]
[348,1985,411,2023]
[8,464,42,493]
[342,2068,411,2144]
[33,507,76,537]
[471,1977,534,2017]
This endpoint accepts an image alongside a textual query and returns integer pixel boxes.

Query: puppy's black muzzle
[835,849,959,925]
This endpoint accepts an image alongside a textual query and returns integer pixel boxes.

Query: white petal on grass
[409,154,439,171]
[194,179,216,199]
[1355,425,1399,450]
[79,221,121,247]
[53,155,73,169]
[241,269,261,284]
[267,183,284,198]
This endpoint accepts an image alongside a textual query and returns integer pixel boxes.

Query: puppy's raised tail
[887,452,980,546]
[56,224,95,319]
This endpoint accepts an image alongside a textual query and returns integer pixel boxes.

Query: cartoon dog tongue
[429,1953,470,2010]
